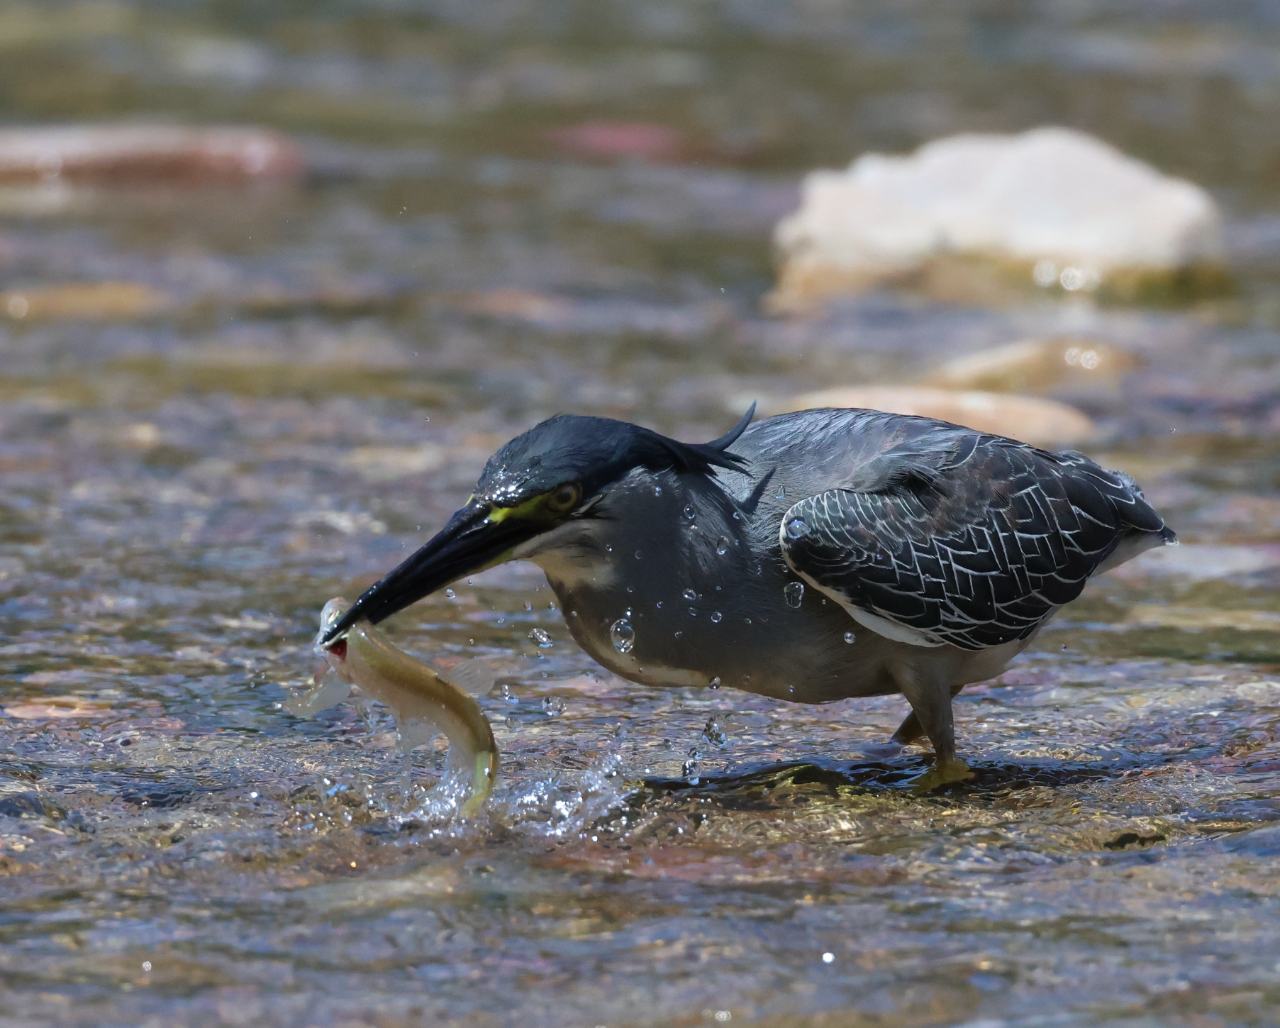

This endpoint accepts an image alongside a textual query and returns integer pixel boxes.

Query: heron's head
[319,406,753,645]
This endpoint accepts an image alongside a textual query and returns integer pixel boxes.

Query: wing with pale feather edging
[779,435,1170,650]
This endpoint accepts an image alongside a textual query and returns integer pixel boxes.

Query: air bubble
[529,628,553,648]
[541,696,566,716]
[843,631,856,644]
[709,676,721,690]
[786,518,808,539]
[710,611,722,623]
[445,588,455,599]
[688,608,697,617]
[683,504,696,520]
[783,581,805,608]
[716,536,730,555]
[610,618,635,653]
[683,588,697,601]
[653,486,663,497]
[702,716,727,748]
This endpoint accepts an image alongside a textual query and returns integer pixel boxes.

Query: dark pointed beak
[320,499,534,645]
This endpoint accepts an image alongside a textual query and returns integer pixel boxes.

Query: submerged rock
[769,127,1225,311]
[0,125,303,185]
[547,121,685,162]
[778,385,1095,447]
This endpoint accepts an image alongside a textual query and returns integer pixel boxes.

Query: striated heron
[321,405,1174,788]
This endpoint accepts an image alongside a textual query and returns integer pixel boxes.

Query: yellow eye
[546,482,582,513]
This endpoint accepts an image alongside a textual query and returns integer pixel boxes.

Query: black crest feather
[475,405,754,504]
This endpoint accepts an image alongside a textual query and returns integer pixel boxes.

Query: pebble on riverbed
[776,385,1095,447]
[1,282,172,323]
[923,338,1141,395]
[768,127,1226,311]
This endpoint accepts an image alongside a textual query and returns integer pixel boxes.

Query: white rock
[771,127,1223,309]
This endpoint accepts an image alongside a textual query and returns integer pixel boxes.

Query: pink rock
[547,121,684,162]
[0,124,304,185]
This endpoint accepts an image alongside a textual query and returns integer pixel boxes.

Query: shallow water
[5,2,1280,1026]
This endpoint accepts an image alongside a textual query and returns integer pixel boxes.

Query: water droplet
[501,683,515,703]
[776,486,785,499]
[710,611,722,623]
[786,518,808,539]
[653,485,663,497]
[709,676,721,690]
[702,716,727,748]
[732,510,742,520]
[744,617,752,625]
[524,601,532,612]
[843,631,856,644]
[605,544,613,553]
[548,601,556,610]
[683,588,697,601]
[504,715,519,732]
[683,504,696,520]
[610,618,635,653]
[788,685,795,694]
[529,628,553,648]
[142,961,152,972]
[445,588,456,599]
[541,695,566,716]
[716,536,730,555]
[784,581,805,608]
[496,617,505,625]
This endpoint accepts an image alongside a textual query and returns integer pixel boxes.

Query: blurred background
[5,3,1280,1027]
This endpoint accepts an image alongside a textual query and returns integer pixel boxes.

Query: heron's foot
[911,756,974,794]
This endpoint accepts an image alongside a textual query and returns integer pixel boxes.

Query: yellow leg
[911,756,974,794]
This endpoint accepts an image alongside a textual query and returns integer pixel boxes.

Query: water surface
[4,3,1280,1026]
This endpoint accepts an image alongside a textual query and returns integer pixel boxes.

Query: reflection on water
[4,2,1280,1026]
